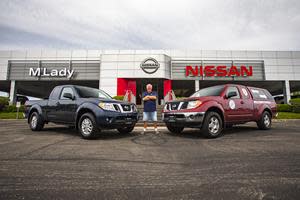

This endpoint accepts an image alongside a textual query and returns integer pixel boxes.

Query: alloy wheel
[208,116,220,135]
[81,118,93,135]
[264,114,270,127]
[31,115,37,129]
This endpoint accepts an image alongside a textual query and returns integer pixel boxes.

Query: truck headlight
[187,100,202,109]
[98,102,116,111]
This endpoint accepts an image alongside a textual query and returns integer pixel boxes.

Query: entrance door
[136,79,164,105]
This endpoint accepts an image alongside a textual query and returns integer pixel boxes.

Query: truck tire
[166,124,184,134]
[257,111,272,130]
[201,111,223,138]
[78,113,100,139]
[117,126,135,134]
[29,111,44,131]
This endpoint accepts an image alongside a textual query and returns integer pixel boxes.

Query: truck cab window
[49,87,61,100]
[226,86,240,99]
[241,86,250,99]
[60,87,74,100]
[250,88,269,100]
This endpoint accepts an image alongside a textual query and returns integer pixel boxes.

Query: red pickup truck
[162,84,277,138]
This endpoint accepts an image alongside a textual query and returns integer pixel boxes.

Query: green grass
[277,112,300,119]
[0,112,25,119]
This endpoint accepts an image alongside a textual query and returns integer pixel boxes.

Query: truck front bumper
[162,112,205,128]
[96,112,139,129]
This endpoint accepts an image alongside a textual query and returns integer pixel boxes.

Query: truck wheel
[78,113,99,139]
[117,126,135,134]
[201,112,223,138]
[29,112,44,131]
[257,111,272,130]
[166,124,184,134]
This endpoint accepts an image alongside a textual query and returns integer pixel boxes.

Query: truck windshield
[75,86,112,99]
[191,85,225,97]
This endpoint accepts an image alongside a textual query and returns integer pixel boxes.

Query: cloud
[0,0,299,50]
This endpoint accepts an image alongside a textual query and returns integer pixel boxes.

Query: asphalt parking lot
[0,120,299,200]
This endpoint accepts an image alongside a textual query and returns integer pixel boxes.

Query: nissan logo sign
[140,58,160,74]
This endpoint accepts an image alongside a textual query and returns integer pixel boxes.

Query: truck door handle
[241,101,244,104]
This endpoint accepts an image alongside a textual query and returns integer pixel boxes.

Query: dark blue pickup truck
[24,85,138,139]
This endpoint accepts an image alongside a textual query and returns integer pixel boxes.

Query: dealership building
[0,50,299,105]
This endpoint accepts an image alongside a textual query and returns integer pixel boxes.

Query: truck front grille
[169,102,180,110]
[121,104,132,112]
[180,102,188,110]
[113,103,136,113]
[167,101,187,110]
[113,104,121,112]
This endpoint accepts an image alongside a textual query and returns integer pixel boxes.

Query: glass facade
[172,80,195,97]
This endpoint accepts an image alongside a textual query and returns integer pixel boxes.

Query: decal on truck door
[242,88,248,97]
[229,100,236,109]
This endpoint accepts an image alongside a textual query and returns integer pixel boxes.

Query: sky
[0,0,300,50]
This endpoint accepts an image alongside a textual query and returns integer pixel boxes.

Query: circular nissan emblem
[242,88,248,96]
[229,100,236,109]
[140,58,160,74]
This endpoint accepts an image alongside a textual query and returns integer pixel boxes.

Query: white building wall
[0,51,11,80]
[1,49,300,83]
[100,53,171,96]
[0,49,299,100]
[167,50,300,81]
[0,49,102,62]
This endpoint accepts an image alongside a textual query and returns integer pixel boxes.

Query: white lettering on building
[29,68,74,78]
[29,68,41,76]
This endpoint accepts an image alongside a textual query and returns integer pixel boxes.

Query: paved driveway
[0,120,299,199]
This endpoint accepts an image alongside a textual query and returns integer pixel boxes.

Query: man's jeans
[143,111,157,122]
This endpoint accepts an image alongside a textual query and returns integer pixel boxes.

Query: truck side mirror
[226,91,237,99]
[63,93,75,100]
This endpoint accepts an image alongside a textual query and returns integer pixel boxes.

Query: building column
[9,80,17,105]
[195,80,199,91]
[283,80,291,104]
[163,79,172,96]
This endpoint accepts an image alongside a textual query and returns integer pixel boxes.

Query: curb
[273,119,300,122]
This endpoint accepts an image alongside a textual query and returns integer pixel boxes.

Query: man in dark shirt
[142,84,158,134]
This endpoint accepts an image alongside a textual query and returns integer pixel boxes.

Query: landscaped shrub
[290,98,300,103]
[112,95,124,101]
[4,105,25,113]
[290,98,300,113]
[0,97,9,112]
[277,104,292,112]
